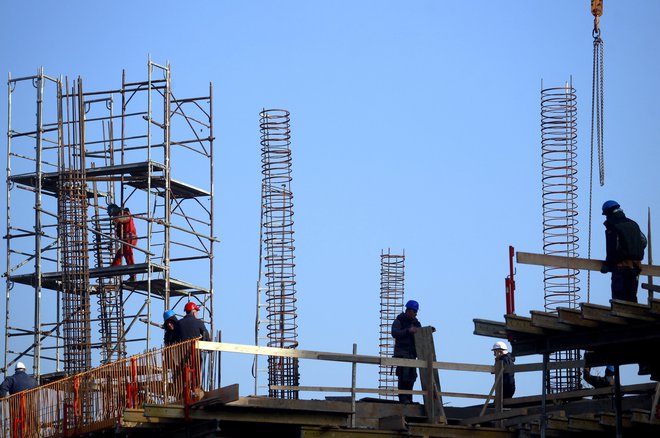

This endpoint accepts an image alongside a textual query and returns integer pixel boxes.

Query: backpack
[613,220,647,261]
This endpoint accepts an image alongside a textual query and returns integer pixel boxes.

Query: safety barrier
[0,339,210,438]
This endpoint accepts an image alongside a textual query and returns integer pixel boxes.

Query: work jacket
[391,312,421,359]
[0,370,38,397]
[173,313,210,343]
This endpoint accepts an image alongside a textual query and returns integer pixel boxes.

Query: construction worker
[163,309,178,346]
[391,299,422,403]
[0,362,38,397]
[492,341,516,399]
[600,200,647,303]
[173,302,210,343]
[108,203,138,281]
[583,366,614,398]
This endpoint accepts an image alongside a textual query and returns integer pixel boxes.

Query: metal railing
[0,339,210,438]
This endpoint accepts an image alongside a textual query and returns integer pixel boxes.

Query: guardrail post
[351,343,357,428]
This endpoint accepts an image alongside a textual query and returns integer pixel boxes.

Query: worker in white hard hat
[0,361,38,397]
[491,341,516,399]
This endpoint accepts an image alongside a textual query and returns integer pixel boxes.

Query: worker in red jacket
[108,203,138,281]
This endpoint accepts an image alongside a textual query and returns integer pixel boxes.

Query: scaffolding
[379,249,405,400]
[3,61,215,381]
[540,80,581,392]
[255,109,299,398]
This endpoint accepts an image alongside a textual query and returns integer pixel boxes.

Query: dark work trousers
[395,364,417,403]
[611,268,640,303]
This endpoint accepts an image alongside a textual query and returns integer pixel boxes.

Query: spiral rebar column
[260,109,299,398]
[379,250,405,399]
[540,81,581,392]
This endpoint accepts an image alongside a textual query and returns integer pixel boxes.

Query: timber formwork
[474,296,660,435]
[3,62,215,380]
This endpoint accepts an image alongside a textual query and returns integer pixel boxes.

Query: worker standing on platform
[108,203,138,281]
[163,310,178,346]
[492,341,516,399]
[391,299,422,403]
[583,366,614,397]
[0,362,38,397]
[173,302,210,343]
[600,200,647,303]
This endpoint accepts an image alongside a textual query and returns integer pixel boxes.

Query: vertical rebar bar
[379,249,405,399]
[540,79,581,393]
[259,108,299,399]
[59,78,91,375]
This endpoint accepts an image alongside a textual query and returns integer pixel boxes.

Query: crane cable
[587,0,605,301]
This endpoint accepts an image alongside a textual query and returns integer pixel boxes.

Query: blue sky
[2,1,659,405]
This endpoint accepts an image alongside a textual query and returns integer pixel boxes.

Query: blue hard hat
[605,365,615,376]
[163,309,175,321]
[405,300,419,311]
[602,200,620,215]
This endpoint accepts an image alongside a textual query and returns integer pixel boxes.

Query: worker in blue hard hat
[600,200,647,303]
[583,365,614,398]
[391,299,422,403]
[163,310,178,346]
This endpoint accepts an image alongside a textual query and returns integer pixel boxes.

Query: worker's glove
[600,264,609,274]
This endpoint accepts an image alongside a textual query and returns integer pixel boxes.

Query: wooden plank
[414,326,446,424]
[648,298,660,316]
[599,412,632,428]
[568,414,606,432]
[504,314,546,335]
[192,383,239,407]
[580,303,628,325]
[516,251,660,277]
[642,283,660,292]
[144,404,349,427]
[609,299,657,322]
[378,415,406,431]
[530,311,573,332]
[567,415,606,432]
[473,319,508,338]
[557,307,600,328]
[459,407,528,425]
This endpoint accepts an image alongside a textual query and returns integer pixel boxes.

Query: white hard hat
[491,341,508,352]
[15,362,26,370]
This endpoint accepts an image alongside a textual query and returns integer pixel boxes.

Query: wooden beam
[642,283,660,292]
[610,300,657,322]
[516,251,660,277]
[504,314,546,335]
[473,319,508,338]
[198,341,492,373]
[143,404,350,427]
[529,311,573,332]
[557,307,600,328]
[568,415,607,432]
[192,384,239,407]
[459,407,528,425]
[580,303,628,325]
[414,326,446,424]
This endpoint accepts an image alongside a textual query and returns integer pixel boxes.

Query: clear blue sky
[2,1,659,405]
